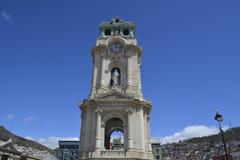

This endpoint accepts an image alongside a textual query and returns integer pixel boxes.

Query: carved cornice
[125,108,134,114]
[99,17,136,31]
[92,46,107,55]
[91,45,107,63]
[95,90,132,99]
[80,98,152,116]
[125,45,142,64]
[80,99,97,110]
[125,45,142,57]
[94,108,103,113]
[81,98,151,109]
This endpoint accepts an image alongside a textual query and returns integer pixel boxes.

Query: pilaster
[95,109,103,150]
[125,109,134,150]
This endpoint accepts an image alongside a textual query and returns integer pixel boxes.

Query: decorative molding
[95,91,133,100]
[94,109,103,113]
[102,110,127,126]
[125,108,133,114]
[92,45,107,63]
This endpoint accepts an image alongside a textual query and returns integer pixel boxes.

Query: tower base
[80,158,149,160]
[79,150,153,160]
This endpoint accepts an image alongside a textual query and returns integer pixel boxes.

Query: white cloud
[153,125,228,144]
[24,116,35,122]
[25,136,34,141]
[1,11,14,22]
[6,114,14,120]
[25,136,79,149]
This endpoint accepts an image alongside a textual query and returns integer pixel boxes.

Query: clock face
[110,42,122,53]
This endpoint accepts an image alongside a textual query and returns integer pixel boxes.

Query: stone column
[130,30,134,37]
[79,110,86,152]
[91,112,97,150]
[92,65,97,90]
[101,123,105,149]
[84,109,91,151]
[139,107,145,150]
[127,58,132,87]
[95,109,103,150]
[126,109,133,150]
[100,58,105,88]
[147,115,152,151]
[123,124,127,150]
[101,30,104,37]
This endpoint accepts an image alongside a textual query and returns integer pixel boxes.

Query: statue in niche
[112,69,120,86]
[114,29,120,36]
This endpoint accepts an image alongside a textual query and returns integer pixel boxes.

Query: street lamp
[214,111,229,160]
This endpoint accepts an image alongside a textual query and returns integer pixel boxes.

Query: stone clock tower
[79,17,153,160]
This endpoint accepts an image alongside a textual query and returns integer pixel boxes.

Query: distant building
[231,151,240,160]
[0,144,21,160]
[56,141,79,160]
[20,154,41,160]
[110,138,124,150]
[0,138,41,160]
[57,140,163,160]
[151,142,162,160]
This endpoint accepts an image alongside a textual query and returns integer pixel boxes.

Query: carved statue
[112,69,119,86]
[114,29,120,36]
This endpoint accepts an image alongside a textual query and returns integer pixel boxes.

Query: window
[156,155,160,160]
[115,18,120,23]
[105,29,111,36]
[156,148,160,153]
[123,29,129,35]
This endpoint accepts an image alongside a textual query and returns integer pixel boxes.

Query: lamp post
[214,111,229,160]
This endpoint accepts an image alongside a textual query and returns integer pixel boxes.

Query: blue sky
[0,0,240,148]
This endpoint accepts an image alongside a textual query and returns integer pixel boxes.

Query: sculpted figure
[112,69,119,85]
[114,29,120,36]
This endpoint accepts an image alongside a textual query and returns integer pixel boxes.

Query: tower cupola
[99,17,135,38]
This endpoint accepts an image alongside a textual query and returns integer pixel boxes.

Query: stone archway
[104,118,124,150]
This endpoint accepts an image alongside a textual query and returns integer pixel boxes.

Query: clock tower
[79,17,153,160]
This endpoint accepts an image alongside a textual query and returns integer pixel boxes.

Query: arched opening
[105,29,111,36]
[104,118,124,150]
[111,68,121,87]
[123,29,129,35]
[110,130,124,150]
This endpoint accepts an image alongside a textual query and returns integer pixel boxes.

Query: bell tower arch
[79,17,153,160]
